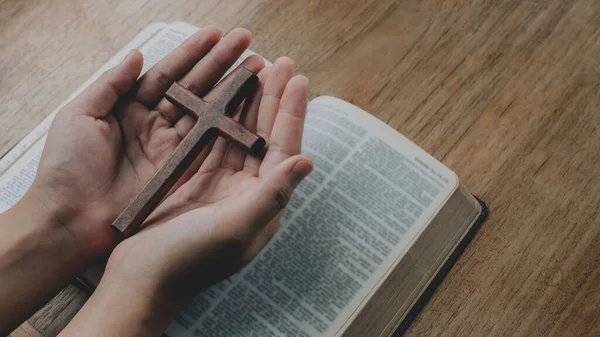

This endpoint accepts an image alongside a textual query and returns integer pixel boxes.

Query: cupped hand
[26,26,292,262]
[104,54,311,304]
[27,24,312,302]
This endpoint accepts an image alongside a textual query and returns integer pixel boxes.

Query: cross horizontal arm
[164,67,258,118]
[218,116,266,156]
[165,83,210,118]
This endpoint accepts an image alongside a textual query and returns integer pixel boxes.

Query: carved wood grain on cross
[112,66,266,237]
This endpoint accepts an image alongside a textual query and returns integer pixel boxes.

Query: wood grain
[2,0,600,335]
[8,322,41,337]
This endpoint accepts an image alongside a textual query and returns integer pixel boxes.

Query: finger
[67,50,143,118]
[241,67,272,132]
[195,56,265,174]
[154,28,253,125]
[133,26,223,109]
[259,75,309,175]
[242,57,294,174]
[224,155,313,241]
[172,54,265,139]
[222,67,271,172]
[255,57,294,142]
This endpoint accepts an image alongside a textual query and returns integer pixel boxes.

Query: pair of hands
[27,26,311,306]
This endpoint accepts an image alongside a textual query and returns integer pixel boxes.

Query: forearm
[0,193,87,335]
[59,271,180,337]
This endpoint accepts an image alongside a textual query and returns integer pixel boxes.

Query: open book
[0,22,487,337]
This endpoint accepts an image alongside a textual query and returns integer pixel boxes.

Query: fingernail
[290,160,313,186]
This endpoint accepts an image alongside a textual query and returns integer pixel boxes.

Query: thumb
[68,50,143,118]
[238,155,313,230]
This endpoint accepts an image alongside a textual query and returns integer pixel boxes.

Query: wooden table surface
[3,0,600,336]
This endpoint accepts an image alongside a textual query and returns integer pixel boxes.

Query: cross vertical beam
[112,67,266,237]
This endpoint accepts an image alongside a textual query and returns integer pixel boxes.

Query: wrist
[103,252,185,311]
[4,192,89,269]
[61,268,181,337]
[21,182,120,263]
[0,193,89,333]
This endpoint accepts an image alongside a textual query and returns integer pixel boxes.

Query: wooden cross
[112,66,266,238]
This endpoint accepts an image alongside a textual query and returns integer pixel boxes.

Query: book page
[166,97,458,337]
[0,21,260,213]
[304,97,459,336]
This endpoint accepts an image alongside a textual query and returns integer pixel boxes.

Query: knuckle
[149,67,173,89]
[268,142,297,157]
[103,79,123,99]
[182,81,200,95]
[272,184,293,212]
[261,93,282,102]
[174,44,189,62]
[277,108,303,118]
[206,50,225,69]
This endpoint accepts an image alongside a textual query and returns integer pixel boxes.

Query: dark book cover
[393,197,489,336]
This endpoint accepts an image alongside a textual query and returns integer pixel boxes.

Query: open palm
[108,54,311,297]
[30,24,311,284]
